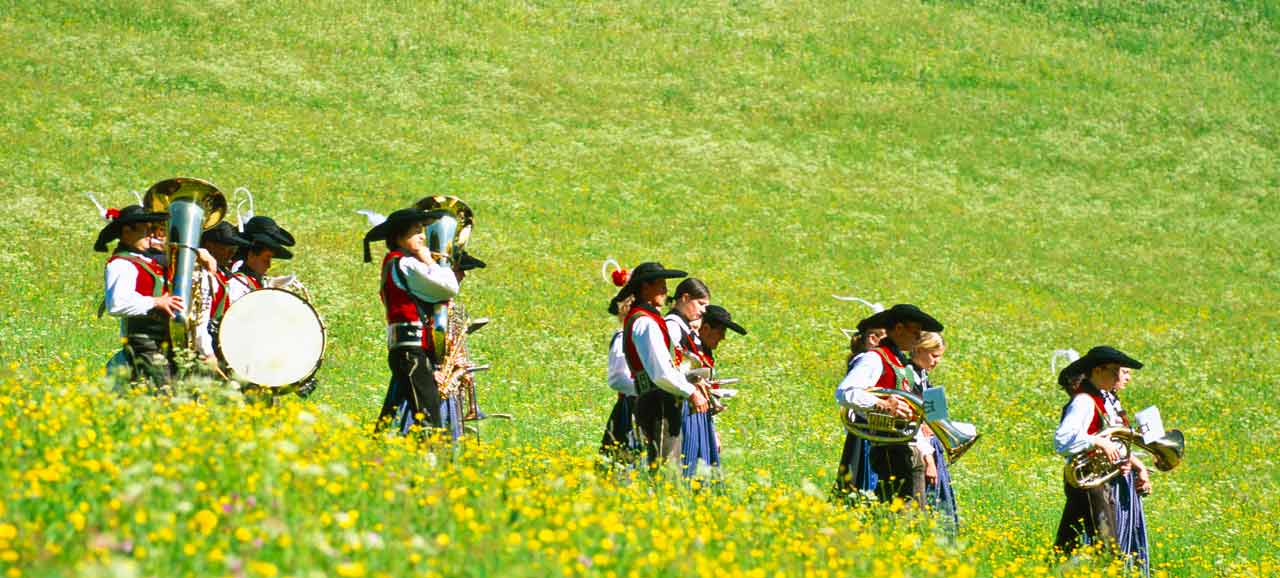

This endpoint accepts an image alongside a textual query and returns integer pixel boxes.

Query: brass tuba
[1064,427,1185,489]
[840,388,981,464]
[412,195,473,362]
[143,177,228,351]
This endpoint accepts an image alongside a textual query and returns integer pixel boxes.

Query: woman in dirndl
[1054,346,1152,577]
[910,331,959,536]
[662,278,716,478]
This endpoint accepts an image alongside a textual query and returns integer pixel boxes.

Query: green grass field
[1,0,1278,576]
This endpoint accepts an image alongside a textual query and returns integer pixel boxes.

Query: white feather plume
[233,187,255,232]
[601,257,622,284]
[357,209,387,228]
[130,191,144,205]
[85,192,109,221]
[1051,348,1081,375]
[832,294,885,313]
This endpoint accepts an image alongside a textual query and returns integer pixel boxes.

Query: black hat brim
[630,268,687,285]
[887,309,944,332]
[249,238,293,260]
[719,320,747,335]
[363,209,432,262]
[1061,346,1144,381]
[93,211,168,252]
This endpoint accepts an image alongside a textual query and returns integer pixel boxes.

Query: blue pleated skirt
[835,426,877,497]
[393,394,465,440]
[680,401,720,478]
[926,436,959,536]
[1112,471,1150,577]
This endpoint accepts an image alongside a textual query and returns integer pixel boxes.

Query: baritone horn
[143,177,228,351]
[1064,427,1185,490]
[840,388,981,464]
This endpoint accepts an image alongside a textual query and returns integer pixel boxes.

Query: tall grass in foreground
[13,363,1265,578]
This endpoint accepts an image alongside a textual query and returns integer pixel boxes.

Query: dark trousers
[376,348,442,432]
[1055,482,1117,555]
[870,444,925,505]
[635,390,683,468]
[124,334,172,393]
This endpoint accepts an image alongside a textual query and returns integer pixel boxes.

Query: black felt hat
[201,221,251,247]
[457,251,486,272]
[246,231,293,260]
[608,261,687,315]
[363,208,431,263]
[703,304,747,335]
[243,216,295,247]
[883,304,944,332]
[1059,346,1144,386]
[855,310,892,333]
[94,205,168,252]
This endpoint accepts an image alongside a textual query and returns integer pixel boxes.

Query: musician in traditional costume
[609,263,707,470]
[228,230,293,301]
[1054,346,1151,575]
[96,205,183,389]
[685,304,746,476]
[909,331,959,535]
[366,208,460,434]
[663,279,718,477]
[193,222,250,363]
[833,310,891,501]
[233,216,295,270]
[600,264,641,469]
[834,304,944,505]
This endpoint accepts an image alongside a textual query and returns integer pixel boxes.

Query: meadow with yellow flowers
[1,0,1278,576]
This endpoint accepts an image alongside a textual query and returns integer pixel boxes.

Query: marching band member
[664,279,715,478]
[96,205,182,389]
[1054,346,1151,575]
[600,265,641,469]
[688,304,747,476]
[365,208,460,434]
[834,311,891,501]
[909,331,959,535]
[233,216,295,270]
[228,230,293,302]
[834,304,944,506]
[609,262,707,470]
[194,222,250,362]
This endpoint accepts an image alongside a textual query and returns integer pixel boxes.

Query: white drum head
[217,289,325,388]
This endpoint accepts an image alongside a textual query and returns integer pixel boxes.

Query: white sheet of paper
[1135,406,1166,443]
[922,387,949,422]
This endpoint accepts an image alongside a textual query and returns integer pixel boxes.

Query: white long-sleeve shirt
[607,331,636,396]
[631,314,695,398]
[104,257,161,319]
[835,350,889,411]
[194,270,218,357]
[393,254,459,303]
[1055,391,1124,457]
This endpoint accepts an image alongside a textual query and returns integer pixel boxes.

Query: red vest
[1082,391,1129,434]
[622,305,671,377]
[380,251,439,355]
[233,271,263,291]
[680,332,714,370]
[871,344,911,391]
[108,252,166,297]
[210,270,231,321]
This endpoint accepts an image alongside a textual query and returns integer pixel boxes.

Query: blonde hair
[614,294,636,326]
[915,331,945,353]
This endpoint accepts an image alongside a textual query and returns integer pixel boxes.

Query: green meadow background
[1,0,1278,575]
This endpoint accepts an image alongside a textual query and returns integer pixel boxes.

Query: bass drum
[216,288,325,393]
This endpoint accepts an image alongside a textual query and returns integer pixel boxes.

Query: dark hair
[673,278,710,301]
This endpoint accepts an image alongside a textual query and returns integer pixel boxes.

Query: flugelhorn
[840,388,981,464]
[143,177,228,351]
[1064,427,1185,489]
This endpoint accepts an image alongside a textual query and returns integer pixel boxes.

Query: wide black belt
[387,321,428,350]
[123,314,169,341]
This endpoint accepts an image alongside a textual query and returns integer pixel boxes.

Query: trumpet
[840,388,981,464]
[1064,426,1185,490]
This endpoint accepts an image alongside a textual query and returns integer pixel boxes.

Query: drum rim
[214,287,326,392]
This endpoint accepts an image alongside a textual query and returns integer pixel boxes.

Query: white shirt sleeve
[1055,394,1104,456]
[632,316,695,398]
[194,271,215,358]
[835,351,884,411]
[607,333,636,396]
[225,273,254,304]
[104,259,157,317]
[397,255,460,303]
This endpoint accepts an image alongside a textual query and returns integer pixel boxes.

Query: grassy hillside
[0,0,1277,575]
